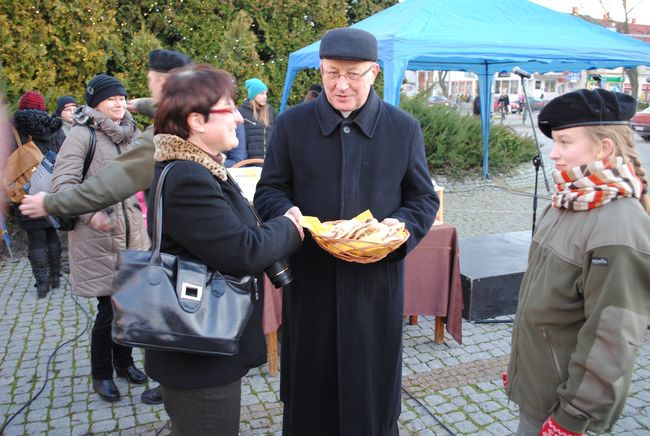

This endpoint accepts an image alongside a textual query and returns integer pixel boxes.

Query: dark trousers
[25,227,59,251]
[91,296,134,379]
[162,379,242,436]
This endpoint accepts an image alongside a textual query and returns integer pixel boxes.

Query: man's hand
[89,211,112,232]
[126,98,141,113]
[284,206,304,240]
[381,217,401,226]
[19,192,49,218]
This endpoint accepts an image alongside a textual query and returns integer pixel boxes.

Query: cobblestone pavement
[1,116,649,435]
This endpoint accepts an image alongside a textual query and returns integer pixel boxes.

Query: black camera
[265,259,293,288]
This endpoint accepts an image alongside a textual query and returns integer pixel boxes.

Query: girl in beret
[505,89,650,436]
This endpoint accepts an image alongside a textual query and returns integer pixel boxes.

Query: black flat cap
[538,88,636,138]
[319,28,377,62]
[148,49,193,73]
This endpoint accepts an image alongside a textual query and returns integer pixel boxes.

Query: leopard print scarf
[552,156,642,211]
[154,133,227,181]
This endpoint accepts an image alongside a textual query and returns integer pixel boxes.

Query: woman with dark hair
[239,78,277,159]
[148,63,303,435]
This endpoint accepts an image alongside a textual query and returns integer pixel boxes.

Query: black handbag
[111,161,256,356]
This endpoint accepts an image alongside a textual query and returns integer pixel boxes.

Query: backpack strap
[81,125,96,180]
[10,126,25,147]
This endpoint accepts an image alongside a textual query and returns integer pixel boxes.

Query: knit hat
[538,89,636,139]
[148,49,193,73]
[19,91,46,111]
[55,96,77,116]
[85,74,127,108]
[246,78,268,100]
[319,28,378,62]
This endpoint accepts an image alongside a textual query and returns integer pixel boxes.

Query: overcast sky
[529,0,649,24]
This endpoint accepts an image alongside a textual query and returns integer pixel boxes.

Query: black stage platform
[459,231,531,321]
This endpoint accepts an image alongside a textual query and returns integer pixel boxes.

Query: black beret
[538,89,636,138]
[148,49,193,73]
[319,28,377,62]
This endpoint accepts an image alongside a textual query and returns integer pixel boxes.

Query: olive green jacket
[45,99,156,216]
[507,198,650,433]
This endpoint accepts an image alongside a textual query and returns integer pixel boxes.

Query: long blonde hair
[585,125,650,214]
[251,99,270,127]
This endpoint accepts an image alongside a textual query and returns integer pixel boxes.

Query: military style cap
[538,88,636,138]
[148,49,193,73]
[319,28,378,62]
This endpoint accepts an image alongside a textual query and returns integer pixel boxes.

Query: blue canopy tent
[280,0,650,177]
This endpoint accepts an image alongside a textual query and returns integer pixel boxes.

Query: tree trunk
[625,67,639,100]
[437,70,449,97]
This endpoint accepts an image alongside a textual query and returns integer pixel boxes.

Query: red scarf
[552,156,642,211]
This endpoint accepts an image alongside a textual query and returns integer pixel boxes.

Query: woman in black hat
[505,89,650,436]
[51,74,149,402]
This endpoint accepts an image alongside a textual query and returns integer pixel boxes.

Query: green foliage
[0,1,397,111]
[400,95,537,177]
[0,0,121,111]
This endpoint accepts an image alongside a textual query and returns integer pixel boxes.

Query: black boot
[28,248,50,299]
[47,241,62,289]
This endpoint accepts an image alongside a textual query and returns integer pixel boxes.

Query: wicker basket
[311,220,410,264]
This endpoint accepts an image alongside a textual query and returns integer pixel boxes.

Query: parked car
[630,107,650,141]
[427,95,457,108]
[512,96,545,113]
[527,96,546,111]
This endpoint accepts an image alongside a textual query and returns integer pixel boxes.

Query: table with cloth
[262,223,463,376]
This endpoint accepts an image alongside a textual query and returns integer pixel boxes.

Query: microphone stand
[518,74,551,235]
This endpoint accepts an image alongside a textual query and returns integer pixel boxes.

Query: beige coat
[52,106,149,298]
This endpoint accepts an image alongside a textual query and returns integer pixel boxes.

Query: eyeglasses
[209,105,239,115]
[321,64,374,82]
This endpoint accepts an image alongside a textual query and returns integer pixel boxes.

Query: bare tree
[599,0,645,99]
[437,70,449,97]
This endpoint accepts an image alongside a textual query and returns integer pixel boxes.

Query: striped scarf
[552,156,642,211]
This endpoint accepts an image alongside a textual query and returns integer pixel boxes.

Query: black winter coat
[255,89,439,435]
[144,157,302,389]
[10,110,64,230]
[239,99,277,159]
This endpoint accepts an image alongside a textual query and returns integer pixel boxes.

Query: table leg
[266,330,279,377]
[409,315,418,325]
[434,317,445,344]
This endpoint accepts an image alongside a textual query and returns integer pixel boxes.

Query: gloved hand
[502,371,508,389]
[540,416,583,436]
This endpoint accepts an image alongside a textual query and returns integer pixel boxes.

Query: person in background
[10,91,64,298]
[22,48,193,406]
[54,96,77,135]
[51,74,148,403]
[148,63,303,435]
[239,78,276,160]
[303,83,322,103]
[473,94,481,116]
[505,89,650,436]
[255,28,438,435]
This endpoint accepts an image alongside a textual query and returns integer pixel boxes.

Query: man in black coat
[255,28,439,435]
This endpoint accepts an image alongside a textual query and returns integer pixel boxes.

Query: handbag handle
[149,161,179,265]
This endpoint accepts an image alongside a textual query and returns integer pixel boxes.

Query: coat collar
[315,88,382,138]
[154,133,227,181]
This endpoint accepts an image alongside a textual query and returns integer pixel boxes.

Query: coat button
[343,126,351,134]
